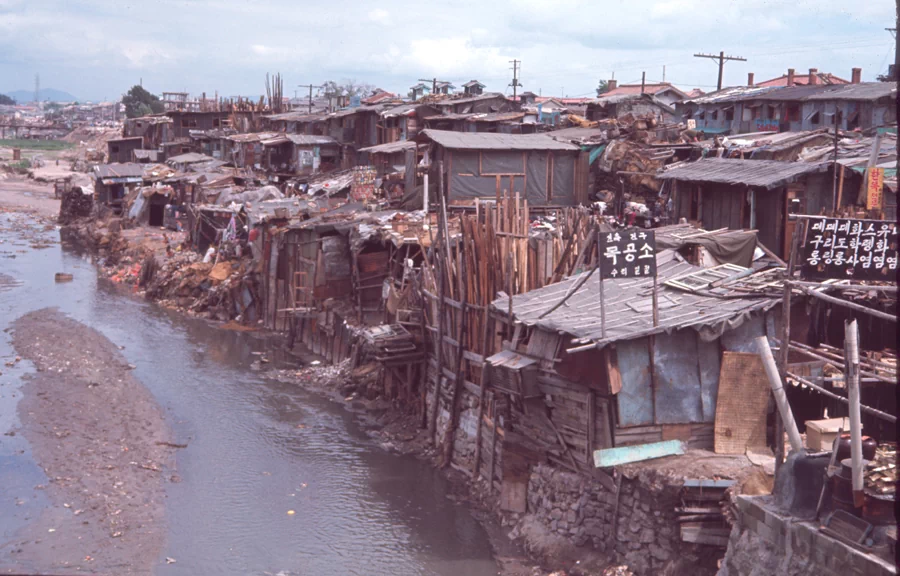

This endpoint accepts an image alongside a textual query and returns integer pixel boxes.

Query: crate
[805,417,854,452]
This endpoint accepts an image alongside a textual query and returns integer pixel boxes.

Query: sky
[0,0,895,103]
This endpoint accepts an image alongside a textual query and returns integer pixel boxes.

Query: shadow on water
[0,214,497,576]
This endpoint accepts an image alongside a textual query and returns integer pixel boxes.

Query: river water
[0,212,498,575]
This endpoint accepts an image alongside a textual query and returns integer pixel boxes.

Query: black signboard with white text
[599,228,657,280]
[800,217,898,281]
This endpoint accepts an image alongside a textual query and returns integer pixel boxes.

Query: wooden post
[599,276,606,339]
[442,245,468,468]
[845,319,864,507]
[651,274,659,328]
[507,252,514,340]
[429,224,446,440]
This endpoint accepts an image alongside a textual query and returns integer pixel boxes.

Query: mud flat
[3,308,174,575]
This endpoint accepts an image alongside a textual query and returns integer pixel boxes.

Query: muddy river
[0,212,497,575]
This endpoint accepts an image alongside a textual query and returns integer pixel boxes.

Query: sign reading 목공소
[599,228,657,280]
[800,217,898,281]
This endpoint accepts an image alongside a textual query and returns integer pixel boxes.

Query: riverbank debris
[54,272,73,282]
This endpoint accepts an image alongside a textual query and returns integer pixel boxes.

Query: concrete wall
[717,496,897,576]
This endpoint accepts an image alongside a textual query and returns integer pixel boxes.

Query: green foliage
[596,80,610,97]
[0,139,75,151]
[0,94,15,105]
[122,85,164,118]
[7,159,32,173]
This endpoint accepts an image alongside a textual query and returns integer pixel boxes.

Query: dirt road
[4,309,174,575]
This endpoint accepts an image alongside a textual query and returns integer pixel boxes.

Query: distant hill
[4,88,81,103]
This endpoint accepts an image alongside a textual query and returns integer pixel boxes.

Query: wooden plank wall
[420,190,602,487]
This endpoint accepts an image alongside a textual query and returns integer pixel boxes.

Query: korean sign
[865,167,884,211]
[599,228,657,280]
[800,217,898,281]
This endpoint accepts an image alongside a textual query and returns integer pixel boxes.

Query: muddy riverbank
[5,308,174,575]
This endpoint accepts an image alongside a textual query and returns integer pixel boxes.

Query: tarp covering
[657,229,758,268]
[215,185,284,206]
[448,149,577,206]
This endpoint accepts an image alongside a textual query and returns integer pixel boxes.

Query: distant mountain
[4,88,81,103]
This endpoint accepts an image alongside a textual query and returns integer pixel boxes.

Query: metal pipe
[845,319,864,507]
[756,336,803,453]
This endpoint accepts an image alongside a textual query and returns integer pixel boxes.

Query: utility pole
[419,78,451,95]
[509,59,522,99]
[297,84,322,114]
[34,74,40,106]
[693,51,747,91]
[641,71,646,94]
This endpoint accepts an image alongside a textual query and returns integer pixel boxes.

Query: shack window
[807,111,820,125]
[136,122,143,128]
[786,104,800,122]
[711,110,718,120]
[181,118,198,128]
[724,107,734,121]
[698,110,706,120]
[213,118,221,128]
[110,145,120,153]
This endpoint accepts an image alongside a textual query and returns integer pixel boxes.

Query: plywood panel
[714,352,769,454]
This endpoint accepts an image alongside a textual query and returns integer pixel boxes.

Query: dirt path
[3,309,174,575]
[0,177,60,219]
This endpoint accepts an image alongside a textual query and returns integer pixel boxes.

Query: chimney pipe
[787,68,795,86]
[607,79,617,91]
[851,68,862,84]
[809,68,819,85]
[747,72,755,87]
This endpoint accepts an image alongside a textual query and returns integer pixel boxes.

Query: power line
[693,51,747,90]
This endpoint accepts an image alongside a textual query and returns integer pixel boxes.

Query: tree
[322,79,375,98]
[122,85,164,118]
[0,94,15,106]
[596,80,610,97]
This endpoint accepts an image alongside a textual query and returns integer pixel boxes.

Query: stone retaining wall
[520,463,721,575]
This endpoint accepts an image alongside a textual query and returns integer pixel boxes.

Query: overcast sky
[0,0,895,102]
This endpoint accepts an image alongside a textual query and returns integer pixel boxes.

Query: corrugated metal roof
[166,152,215,164]
[286,134,338,146]
[685,85,779,105]
[93,163,144,179]
[468,111,526,123]
[358,140,418,154]
[380,103,420,118]
[424,112,475,121]
[804,82,896,101]
[601,83,688,99]
[418,129,579,151]
[433,92,508,106]
[656,157,828,188]
[492,250,779,348]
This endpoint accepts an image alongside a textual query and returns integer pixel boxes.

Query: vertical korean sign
[800,217,898,281]
[865,167,884,211]
[598,228,658,336]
